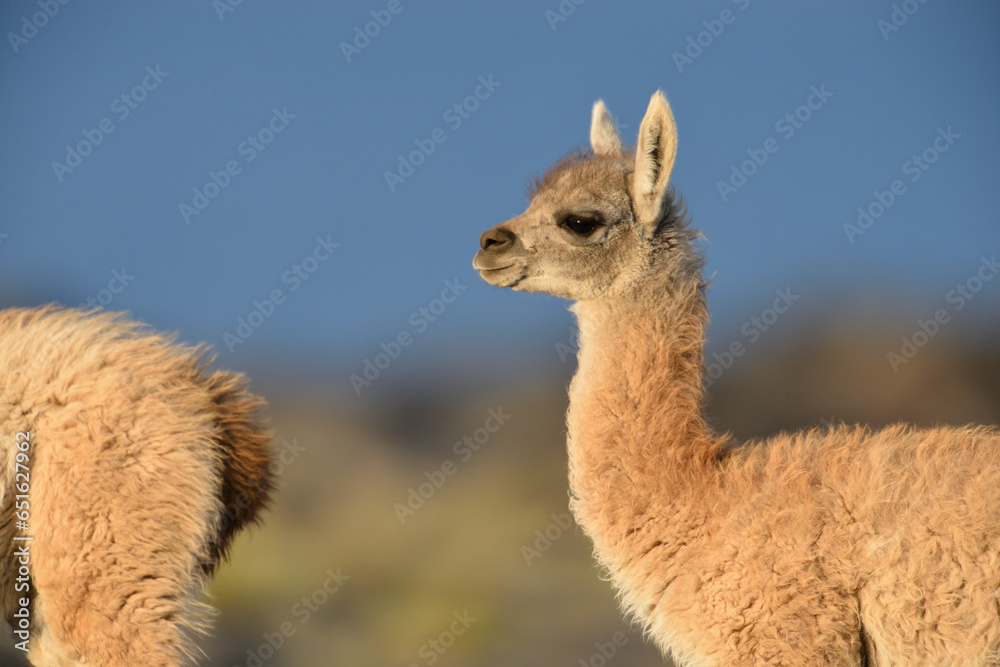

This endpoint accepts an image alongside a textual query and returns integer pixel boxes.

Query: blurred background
[1,1,998,665]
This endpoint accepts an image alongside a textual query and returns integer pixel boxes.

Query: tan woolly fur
[0,306,274,666]
[473,91,1000,665]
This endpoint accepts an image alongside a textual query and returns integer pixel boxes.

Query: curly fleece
[0,306,273,666]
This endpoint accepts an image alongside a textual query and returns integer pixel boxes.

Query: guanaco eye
[560,215,601,237]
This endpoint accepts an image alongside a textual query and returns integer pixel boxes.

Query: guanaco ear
[590,100,623,156]
[631,91,678,227]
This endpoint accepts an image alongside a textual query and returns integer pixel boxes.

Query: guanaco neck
[566,259,723,559]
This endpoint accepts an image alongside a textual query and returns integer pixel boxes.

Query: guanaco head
[474,91,692,301]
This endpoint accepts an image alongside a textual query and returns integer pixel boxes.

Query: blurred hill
[707,321,999,439]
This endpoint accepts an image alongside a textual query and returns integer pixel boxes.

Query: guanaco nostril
[480,227,515,251]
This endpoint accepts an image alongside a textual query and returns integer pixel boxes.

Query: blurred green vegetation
[205,381,657,666]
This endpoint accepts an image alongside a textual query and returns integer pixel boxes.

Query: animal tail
[200,366,275,575]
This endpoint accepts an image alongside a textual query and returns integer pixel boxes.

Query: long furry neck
[566,252,722,565]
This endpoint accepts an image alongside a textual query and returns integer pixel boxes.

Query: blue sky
[1,0,997,392]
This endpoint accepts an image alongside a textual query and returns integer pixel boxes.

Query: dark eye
[561,215,600,237]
